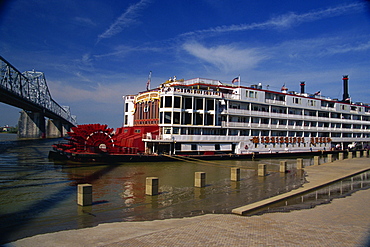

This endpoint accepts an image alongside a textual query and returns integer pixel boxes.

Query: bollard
[327,154,333,163]
[364,150,368,158]
[338,152,344,160]
[348,152,353,159]
[314,156,320,166]
[231,167,241,181]
[356,151,361,158]
[280,161,287,173]
[258,164,267,177]
[146,177,159,196]
[77,184,92,206]
[296,158,303,169]
[195,172,206,188]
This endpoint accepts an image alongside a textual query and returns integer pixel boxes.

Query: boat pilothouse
[123,76,370,156]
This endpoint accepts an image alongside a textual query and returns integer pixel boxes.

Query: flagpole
[147,71,152,90]
[238,74,240,88]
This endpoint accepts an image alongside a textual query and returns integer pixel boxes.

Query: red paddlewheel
[67,124,116,152]
[85,130,115,152]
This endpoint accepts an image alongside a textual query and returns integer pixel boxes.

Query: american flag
[314,91,321,95]
[232,77,239,84]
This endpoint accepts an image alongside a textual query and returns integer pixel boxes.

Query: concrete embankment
[8,157,370,246]
[233,156,370,215]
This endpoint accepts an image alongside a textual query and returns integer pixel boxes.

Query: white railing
[265,99,286,105]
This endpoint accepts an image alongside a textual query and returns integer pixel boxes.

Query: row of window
[160,96,215,111]
[161,127,370,138]
[160,112,214,125]
[226,117,370,128]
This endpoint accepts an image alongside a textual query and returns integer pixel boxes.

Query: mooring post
[258,164,267,177]
[314,156,320,166]
[356,151,361,158]
[363,150,368,158]
[327,154,333,163]
[348,152,353,159]
[296,158,303,169]
[280,161,287,173]
[231,167,241,181]
[77,184,92,206]
[195,172,206,188]
[146,177,159,196]
[338,152,344,160]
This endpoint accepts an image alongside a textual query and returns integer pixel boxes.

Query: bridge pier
[18,110,72,139]
[18,110,45,139]
[46,119,63,138]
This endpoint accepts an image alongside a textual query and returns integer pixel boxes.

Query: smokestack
[300,81,305,94]
[342,75,350,102]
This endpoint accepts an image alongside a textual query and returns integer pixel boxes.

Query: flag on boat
[314,90,321,95]
[232,77,239,84]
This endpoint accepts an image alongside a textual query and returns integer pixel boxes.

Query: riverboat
[50,75,370,161]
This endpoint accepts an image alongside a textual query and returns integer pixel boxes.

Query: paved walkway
[8,157,370,246]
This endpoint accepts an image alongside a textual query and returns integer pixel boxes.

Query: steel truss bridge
[0,55,76,138]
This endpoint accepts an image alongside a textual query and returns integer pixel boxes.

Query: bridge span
[0,56,77,139]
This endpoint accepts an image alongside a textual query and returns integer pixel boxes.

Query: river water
[0,133,318,244]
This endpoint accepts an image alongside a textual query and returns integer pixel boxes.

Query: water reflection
[0,135,315,243]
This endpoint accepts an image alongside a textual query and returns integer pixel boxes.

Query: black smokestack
[342,75,350,102]
[300,81,305,94]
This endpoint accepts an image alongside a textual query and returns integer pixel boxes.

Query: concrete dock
[8,157,370,246]
[233,156,370,215]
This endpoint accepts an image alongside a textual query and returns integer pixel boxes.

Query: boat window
[182,112,191,125]
[195,98,203,110]
[174,96,181,108]
[165,96,172,107]
[173,112,180,124]
[293,97,301,104]
[194,113,203,125]
[183,97,192,109]
[205,114,213,125]
[206,99,214,110]
[164,112,171,123]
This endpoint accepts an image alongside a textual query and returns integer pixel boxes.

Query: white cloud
[74,17,96,26]
[49,80,127,104]
[97,0,151,42]
[320,41,370,56]
[180,2,365,37]
[94,44,163,59]
[182,42,267,72]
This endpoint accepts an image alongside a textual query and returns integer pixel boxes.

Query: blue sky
[1,0,370,128]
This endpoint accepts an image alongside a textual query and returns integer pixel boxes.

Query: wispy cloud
[94,44,163,59]
[182,42,268,72]
[180,2,365,37]
[320,40,370,56]
[97,0,151,42]
[74,17,96,26]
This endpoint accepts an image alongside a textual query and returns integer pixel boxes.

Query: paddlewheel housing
[53,124,159,155]
[66,124,116,153]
